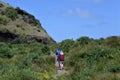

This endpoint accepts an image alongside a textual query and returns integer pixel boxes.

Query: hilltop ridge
[0,1,55,44]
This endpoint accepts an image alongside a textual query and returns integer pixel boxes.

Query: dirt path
[50,52,69,78]
[54,69,69,79]
[56,69,69,77]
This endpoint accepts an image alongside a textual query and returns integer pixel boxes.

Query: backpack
[56,49,61,55]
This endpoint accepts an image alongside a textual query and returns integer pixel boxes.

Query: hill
[0,1,55,44]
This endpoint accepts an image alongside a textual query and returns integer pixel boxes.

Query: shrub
[77,36,93,46]
[16,24,22,28]
[1,7,18,21]
[0,17,9,25]
[109,64,120,73]
[106,36,120,47]
[0,43,13,58]
[41,46,50,55]
[59,39,75,52]
[32,19,41,26]
[85,47,115,63]
[94,38,105,45]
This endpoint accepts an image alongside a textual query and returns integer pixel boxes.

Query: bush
[16,24,22,28]
[1,7,18,21]
[41,46,50,55]
[85,47,115,63]
[59,39,75,52]
[0,43,13,58]
[0,17,9,25]
[77,36,93,46]
[109,64,120,73]
[106,36,120,47]
[32,19,41,26]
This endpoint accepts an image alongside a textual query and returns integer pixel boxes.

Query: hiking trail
[50,52,69,78]
[55,69,69,77]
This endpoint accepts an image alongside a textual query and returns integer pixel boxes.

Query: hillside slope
[0,1,55,44]
[0,36,120,80]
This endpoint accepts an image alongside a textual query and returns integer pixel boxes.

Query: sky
[1,0,120,42]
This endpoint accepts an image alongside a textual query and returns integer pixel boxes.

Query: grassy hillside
[0,1,55,44]
[0,36,120,80]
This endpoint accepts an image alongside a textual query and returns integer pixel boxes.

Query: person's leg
[61,61,64,69]
[57,55,61,69]
[58,60,61,69]
[55,56,57,67]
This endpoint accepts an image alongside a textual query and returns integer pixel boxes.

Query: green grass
[0,42,56,80]
[0,36,120,80]
[55,36,120,80]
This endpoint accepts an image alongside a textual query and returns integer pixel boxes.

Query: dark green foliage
[37,29,40,32]
[59,39,75,52]
[94,38,105,45]
[109,65,120,73]
[16,24,22,28]
[16,24,25,30]
[1,7,18,20]
[41,46,50,55]
[77,36,93,46]
[32,19,41,26]
[86,47,115,62]
[0,43,13,58]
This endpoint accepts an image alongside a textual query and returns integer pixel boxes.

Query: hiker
[55,48,61,69]
[59,51,64,69]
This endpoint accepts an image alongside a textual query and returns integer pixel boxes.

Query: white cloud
[64,8,95,18]
[75,8,94,18]
[65,9,74,16]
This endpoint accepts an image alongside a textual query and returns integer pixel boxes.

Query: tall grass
[0,42,56,80]
[0,36,120,80]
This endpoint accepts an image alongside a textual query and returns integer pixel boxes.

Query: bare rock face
[0,30,55,44]
[0,31,17,42]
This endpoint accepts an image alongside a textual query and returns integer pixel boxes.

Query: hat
[60,51,64,55]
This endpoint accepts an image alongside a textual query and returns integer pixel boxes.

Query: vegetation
[0,1,54,44]
[1,7,18,21]
[0,36,120,80]
[0,42,56,80]
[0,17,9,25]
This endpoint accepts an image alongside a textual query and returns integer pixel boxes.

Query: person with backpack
[59,51,64,70]
[55,48,61,69]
